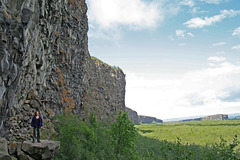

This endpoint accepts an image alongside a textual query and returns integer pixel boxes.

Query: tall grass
[43,114,240,159]
[135,120,240,159]
[136,120,240,146]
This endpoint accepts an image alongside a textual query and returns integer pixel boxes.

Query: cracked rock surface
[0,0,126,141]
[1,138,60,160]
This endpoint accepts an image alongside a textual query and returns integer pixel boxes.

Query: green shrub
[53,113,240,160]
[111,111,138,160]
[55,114,97,160]
[54,112,138,160]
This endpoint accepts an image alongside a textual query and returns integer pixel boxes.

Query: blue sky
[86,0,240,120]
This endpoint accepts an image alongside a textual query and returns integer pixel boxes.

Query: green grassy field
[45,113,240,159]
[135,120,240,146]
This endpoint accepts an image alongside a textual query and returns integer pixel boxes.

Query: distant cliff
[201,114,228,121]
[138,115,163,124]
[182,114,228,122]
[0,0,126,140]
[126,107,139,124]
[126,107,163,124]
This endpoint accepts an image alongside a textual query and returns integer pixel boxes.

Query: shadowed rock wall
[126,107,139,124]
[138,115,163,124]
[82,57,126,121]
[126,107,163,124]
[0,0,126,140]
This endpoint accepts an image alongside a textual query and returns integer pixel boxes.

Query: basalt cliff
[0,0,125,141]
[126,107,163,124]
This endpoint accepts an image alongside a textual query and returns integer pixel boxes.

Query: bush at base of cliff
[53,112,139,160]
[111,111,138,160]
[55,114,97,160]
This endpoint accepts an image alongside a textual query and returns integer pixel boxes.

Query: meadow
[44,113,240,159]
[135,120,240,146]
[135,120,240,159]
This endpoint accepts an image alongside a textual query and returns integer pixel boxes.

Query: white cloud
[87,0,183,40]
[168,35,175,41]
[175,29,194,39]
[212,42,226,46]
[89,24,95,29]
[126,62,240,119]
[198,0,229,4]
[87,0,161,30]
[184,9,240,28]
[191,7,208,14]
[87,0,190,41]
[232,45,240,51]
[208,56,226,62]
[176,30,186,38]
[88,23,124,42]
[187,32,194,37]
[180,0,195,7]
[192,7,199,14]
[233,27,240,37]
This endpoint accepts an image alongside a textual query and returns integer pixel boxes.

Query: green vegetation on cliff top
[91,56,121,71]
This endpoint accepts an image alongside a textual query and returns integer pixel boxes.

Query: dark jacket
[31,115,43,128]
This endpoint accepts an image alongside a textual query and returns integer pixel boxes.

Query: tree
[55,114,97,160]
[111,111,138,160]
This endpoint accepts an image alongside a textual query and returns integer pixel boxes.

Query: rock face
[0,138,60,160]
[182,114,228,122]
[0,138,11,160]
[201,114,228,121]
[21,140,60,160]
[0,0,126,140]
[126,107,163,124]
[83,57,126,121]
[125,107,139,124]
[138,115,163,124]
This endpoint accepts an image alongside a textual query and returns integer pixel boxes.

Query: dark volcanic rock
[0,138,8,155]
[6,140,60,160]
[126,107,139,124]
[138,115,163,124]
[0,138,11,160]
[0,0,126,140]
[21,140,60,160]
[126,107,163,124]
[83,57,126,121]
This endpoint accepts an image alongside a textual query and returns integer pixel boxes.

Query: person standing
[31,111,43,143]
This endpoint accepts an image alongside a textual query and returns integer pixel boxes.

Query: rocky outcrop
[0,0,126,140]
[138,115,163,124]
[0,138,60,160]
[125,107,139,124]
[201,114,228,121]
[83,57,126,121]
[125,107,163,124]
[182,114,228,122]
[0,138,11,160]
[20,140,60,160]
